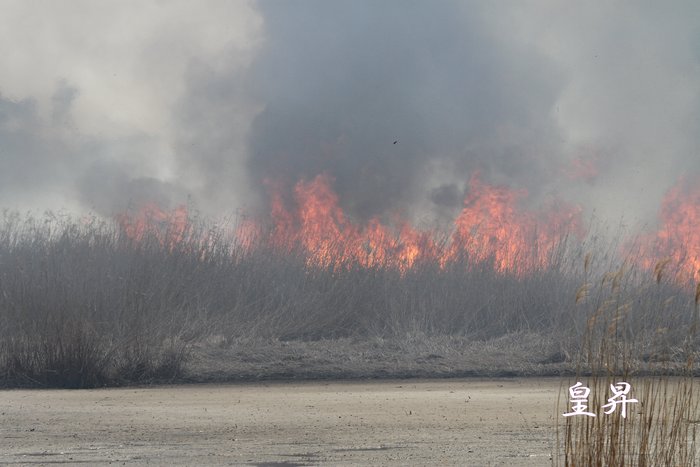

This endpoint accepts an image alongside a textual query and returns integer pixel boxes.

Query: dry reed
[557,258,699,465]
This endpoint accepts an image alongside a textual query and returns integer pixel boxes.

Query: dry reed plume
[557,258,700,465]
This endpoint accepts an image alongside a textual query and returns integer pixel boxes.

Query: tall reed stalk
[557,259,699,465]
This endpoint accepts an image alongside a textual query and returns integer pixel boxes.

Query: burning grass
[3,200,700,463]
[3,179,700,466]
[0,207,697,390]
[254,173,583,273]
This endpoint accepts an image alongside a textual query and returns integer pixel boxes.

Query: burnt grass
[0,211,696,388]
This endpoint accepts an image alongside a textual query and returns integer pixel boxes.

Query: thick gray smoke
[0,1,699,231]
[242,0,565,222]
[0,1,261,216]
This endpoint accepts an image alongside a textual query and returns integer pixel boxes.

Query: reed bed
[557,259,700,465]
[0,211,696,389]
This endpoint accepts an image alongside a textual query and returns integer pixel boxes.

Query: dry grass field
[2,214,700,465]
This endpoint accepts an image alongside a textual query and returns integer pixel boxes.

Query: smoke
[0,1,698,231]
[0,84,83,211]
[0,0,262,215]
[244,0,566,222]
[508,1,700,229]
[240,0,700,229]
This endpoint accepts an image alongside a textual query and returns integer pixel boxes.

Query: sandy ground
[0,378,565,466]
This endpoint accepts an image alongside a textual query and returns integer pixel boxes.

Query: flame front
[638,179,700,283]
[115,174,585,275]
[262,173,581,274]
[115,174,700,283]
[267,174,438,270]
[448,174,582,274]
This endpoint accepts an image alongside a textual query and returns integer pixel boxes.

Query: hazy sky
[0,1,698,231]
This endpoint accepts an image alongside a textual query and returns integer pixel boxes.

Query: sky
[0,0,699,233]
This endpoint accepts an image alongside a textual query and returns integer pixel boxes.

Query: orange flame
[448,174,582,274]
[263,173,581,274]
[116,203,189,249]
[111,173,700,284]
[267,174,437,269]
[116,173,584,275]
[637,178,700,283]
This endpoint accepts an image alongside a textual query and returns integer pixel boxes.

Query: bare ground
[183,333,574,383]
[0,378,563,466]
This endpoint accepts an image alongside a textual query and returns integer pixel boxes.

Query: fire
[637,179,700,283]
[117,203,189,249]
[448,174,582,274]
[267,174,437,269]
[110,172,700,284]
[293,174,359,267]
[263,173,581,274]
[116,173,584,275]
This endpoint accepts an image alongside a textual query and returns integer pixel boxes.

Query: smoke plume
[0,1,698,232]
